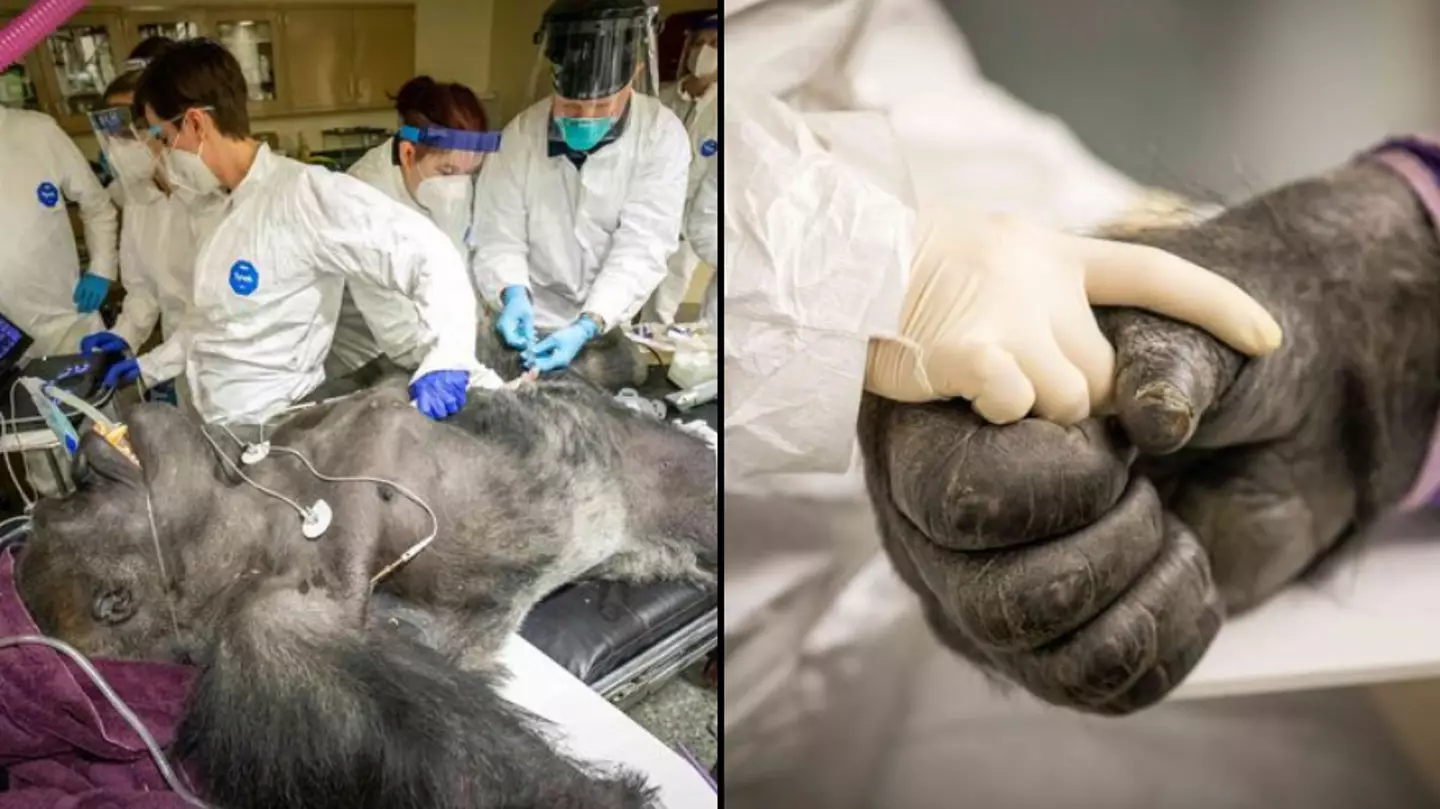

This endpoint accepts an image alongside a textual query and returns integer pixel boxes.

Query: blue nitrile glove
[496,285,536,351]
[103,358,141,390]
[409,369,469,420]
[80,331,131,355]
[73,274,112,314]
[526,316,600,374]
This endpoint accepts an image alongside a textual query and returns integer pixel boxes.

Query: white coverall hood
[0,107,120,356]
[470,93,691,331]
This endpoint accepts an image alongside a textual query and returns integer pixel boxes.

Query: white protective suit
[687,153,717,325]
[325,139,469,377]
[0,107,119,356]
[644,79,718,323]
[724,1,1439,807]
[166,144,486,427]
[470,93,690,331]
[108,183,199,352]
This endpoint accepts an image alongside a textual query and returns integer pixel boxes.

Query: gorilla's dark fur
[16,362,716,807]
[860,159,1440,714]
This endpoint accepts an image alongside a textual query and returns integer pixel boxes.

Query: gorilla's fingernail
[1126,380,1196,452]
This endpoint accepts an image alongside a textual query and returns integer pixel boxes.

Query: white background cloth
[500,636,716,809]
[722,1,1440,806]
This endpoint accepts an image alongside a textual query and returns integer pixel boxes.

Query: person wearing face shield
[116,39,498,427]
[0,95,119,357]
[326,76,501,379]
[642,13,718,325]
[471,0,689,374]
[79,41,220,409]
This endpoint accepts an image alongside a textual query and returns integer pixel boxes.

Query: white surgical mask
[415,174,476,257]
[164,141,222,204]
[107,140,157,188]
[693,44,718,78]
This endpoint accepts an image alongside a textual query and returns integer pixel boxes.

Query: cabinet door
[0,17,47,114]
[33,11,123,134]
[209,8,286,117]
[352,6,415,109]
[120,10,208,61]
[281,8,354,113]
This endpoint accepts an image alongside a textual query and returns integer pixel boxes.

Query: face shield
[88,106,160,192]
[679,16,720,81]
[395,124,502,256]
[528,0,662,138]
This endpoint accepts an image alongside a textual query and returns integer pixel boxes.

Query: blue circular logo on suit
[229,260,260,296]
[35,182,60,208]
[700,139,718,158]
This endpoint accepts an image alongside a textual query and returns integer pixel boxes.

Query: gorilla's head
[17,403,227,662]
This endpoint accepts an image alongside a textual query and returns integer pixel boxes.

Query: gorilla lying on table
[860,140,1440,715]
[15,370,716,808]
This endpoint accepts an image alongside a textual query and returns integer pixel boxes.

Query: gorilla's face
[18,404,219,662]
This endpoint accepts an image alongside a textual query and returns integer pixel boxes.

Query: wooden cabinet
[3,3,416,128]
[209,8,286,118]
[0,16,46,113]
[352,7,415,109]
[284,5,414,113]
[31,11,124,132]
[282,8,354,113]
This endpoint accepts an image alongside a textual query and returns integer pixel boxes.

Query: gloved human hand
[526,317,599,374]
[80,331,130,355]
[496,286,536,352]
[102,358,142,390]
[73,274,112,314]
[864,209,1284,424]
[858,161,1440,714]
[409,370,469,420]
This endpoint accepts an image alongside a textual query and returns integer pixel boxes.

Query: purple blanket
[0,548,200,807]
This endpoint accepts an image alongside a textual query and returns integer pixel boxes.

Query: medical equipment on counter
[666,379,716,413]
[615,388,668,420]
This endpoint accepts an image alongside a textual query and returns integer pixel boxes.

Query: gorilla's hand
[858,161,1440,714]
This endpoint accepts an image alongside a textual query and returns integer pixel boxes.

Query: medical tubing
[215,426,440,585]
[0,634,211,808]
[4,379,36,510]
[0,0,89,73]
[196,427,309,521]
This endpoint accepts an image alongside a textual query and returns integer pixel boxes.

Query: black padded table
[520,365,718,703]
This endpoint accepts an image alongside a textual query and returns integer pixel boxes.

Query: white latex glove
[865,209,1284,424]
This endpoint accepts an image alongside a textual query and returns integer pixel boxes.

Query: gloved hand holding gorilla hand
[859,160,1440,714]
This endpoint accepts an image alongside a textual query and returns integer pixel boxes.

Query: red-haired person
[328,76,499,378]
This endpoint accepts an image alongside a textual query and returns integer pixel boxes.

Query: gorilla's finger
[863,395,1134,550]
[995,516,1221,712]
[1099,308,1244,454]
[901,478,1166,652]
[1166,442,1356,612]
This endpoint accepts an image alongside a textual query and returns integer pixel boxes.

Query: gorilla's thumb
[1100,308,1244,454]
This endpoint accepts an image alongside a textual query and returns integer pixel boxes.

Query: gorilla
[859,149,1440,714]
[14,361,716,808]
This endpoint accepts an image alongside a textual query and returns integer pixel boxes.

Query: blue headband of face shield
[395,125,503,154]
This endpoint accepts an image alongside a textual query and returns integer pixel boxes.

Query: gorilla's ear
[91,585,135,625]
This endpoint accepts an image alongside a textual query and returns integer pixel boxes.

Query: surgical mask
[693,44,718,77]
[107,140,157,187]
[415,175,475,252]
[164,141,222,204]
[556,116,616,153]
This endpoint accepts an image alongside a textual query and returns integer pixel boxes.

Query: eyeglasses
[151,105,216,147]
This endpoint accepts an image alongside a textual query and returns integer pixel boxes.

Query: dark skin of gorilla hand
[859,161,1440,714]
